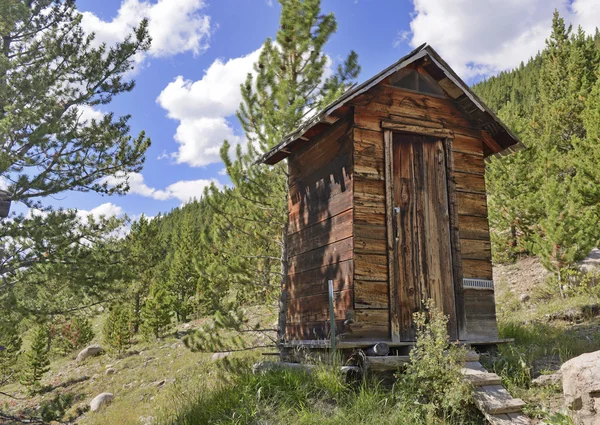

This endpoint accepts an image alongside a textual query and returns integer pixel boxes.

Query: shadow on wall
[286,122,353,340]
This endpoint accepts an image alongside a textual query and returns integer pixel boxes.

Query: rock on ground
[105,367,117,376]
[561,350,600,425]
[90,392,114,412]
[532,373,561,387]
[76,344,104,362]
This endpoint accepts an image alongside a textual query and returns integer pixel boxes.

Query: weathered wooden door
[391,134,457,340]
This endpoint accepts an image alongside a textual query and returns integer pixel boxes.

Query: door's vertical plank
[414,140,428,310]
[384,130,399,342]
[432,139,458,339]
[444,137,467,339]
[423,140,441,314]
[396,139,414,340]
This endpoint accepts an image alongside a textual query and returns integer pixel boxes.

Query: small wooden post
[328,279,336,353]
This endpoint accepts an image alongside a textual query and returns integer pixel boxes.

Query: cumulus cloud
[103,172,222,204]
[401,0,600,79]
[85,203,124,218]
[156,47,262,167]
[80,0,211,64]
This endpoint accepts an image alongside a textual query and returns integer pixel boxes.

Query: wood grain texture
[457,192,488,217]
[460,239,492,261]
[392,135,457,340]
[463,259,493,280]
[355,280,389,309]
[454,152,486,174]
[455,172,486,193]
[457,215,490,240]
[288,209,353,257]
[287,289,353,323]
[288,236,353,275]
[354,253,388,281]
[347,309,389,339]
[381,121,454,138]
[444,137,467,340]
[287,259,353,299]
[384,130,398,341]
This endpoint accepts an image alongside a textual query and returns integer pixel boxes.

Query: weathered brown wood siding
[348,82,497,340]
[286,118,354,340]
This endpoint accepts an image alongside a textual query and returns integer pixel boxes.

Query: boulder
[532,373,561,387]
[90,392,114,412]
[76,345,103,362]
[561,350,600,425]
[105,367,117,376]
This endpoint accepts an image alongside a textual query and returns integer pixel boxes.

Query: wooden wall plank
[456,172,486,193]
[289,236,353,275]
[457,215,490,241]
[355,236,386,255]
[355,280,389,309]
[286,320,346,340]
[464,289,498,339]
[287,289,353,323]
[287,259,353,299]
[347,309,389,339]
[460,239,492,261]
[289,192,352,234]
[354,253,388,281]
[457,192,488,217]
[354,206,386,226]
[463,259,493,280]
[453,135,484,156]
[454,152,485,174]
[288,209,353,257]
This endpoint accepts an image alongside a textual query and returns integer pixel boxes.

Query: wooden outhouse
[261,44,521,347]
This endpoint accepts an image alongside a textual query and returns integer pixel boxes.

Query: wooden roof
[261,44,522,165]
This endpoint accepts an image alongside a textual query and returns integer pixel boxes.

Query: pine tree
[126,215,164,333]
[167,213,199,323]
[186,0,360,352]
[140,284,172,339]
[531,173,598,297]
[21,325,50,388]
[0,323,22,385]
[1,1,151,326]
[103,304,132,353]
[528,12,600,287]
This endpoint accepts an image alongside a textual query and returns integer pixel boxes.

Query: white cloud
[103,172,221,204]
[80,0,211,64]
[87,203,124,218]
[401,0,600,79]
[72,105,105,125]
[157,47,262,167]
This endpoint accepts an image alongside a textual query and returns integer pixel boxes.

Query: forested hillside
[473,16,600,292]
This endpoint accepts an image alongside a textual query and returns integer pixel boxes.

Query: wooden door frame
[383,123,467,342]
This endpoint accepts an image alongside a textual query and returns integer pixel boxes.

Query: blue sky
[18,0,599,220]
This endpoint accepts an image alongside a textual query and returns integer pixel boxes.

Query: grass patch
[155,364,481,425]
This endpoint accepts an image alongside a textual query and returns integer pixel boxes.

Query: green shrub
[40,392,75,422]
[394,299,475,424]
